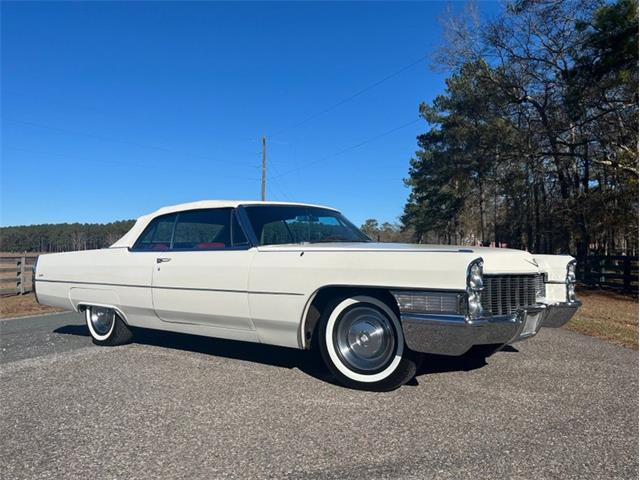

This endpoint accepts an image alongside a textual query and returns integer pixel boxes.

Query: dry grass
[566,288,638,350]
[0,293,63,319]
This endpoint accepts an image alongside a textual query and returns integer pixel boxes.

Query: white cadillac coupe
[34,200,581,390]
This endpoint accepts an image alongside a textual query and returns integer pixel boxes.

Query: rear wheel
[85,306,133,346]
[318,295,421,391]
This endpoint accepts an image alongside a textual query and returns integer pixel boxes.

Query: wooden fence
[0,254,38,296]
[577,255,638,293]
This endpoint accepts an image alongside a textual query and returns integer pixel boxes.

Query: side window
[231,212,249,247]
[261,220,294,245]
[132,213,177,251]
[307,215,346,242]
[172,209,231,250]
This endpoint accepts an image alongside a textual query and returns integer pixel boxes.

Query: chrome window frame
[129,207,255,252]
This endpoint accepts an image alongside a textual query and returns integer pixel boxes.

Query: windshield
[244,205,371,246]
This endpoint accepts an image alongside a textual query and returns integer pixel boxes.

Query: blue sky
[1,1,501,227]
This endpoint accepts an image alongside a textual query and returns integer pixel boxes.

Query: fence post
[17,255,26,295]
[623,256,631,292]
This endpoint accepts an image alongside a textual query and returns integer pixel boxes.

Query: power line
[260,54,427,194]
[3,118,257,169]
[268,163,292,201]
[4,146,260,181]
[272,118,421,179]
[269,54,428,138]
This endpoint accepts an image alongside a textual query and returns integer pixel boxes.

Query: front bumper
[401,301,579,356]
[543,300,581,327]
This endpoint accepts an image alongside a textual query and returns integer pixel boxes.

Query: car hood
[256,242,542,275]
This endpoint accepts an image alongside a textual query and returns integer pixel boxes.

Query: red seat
[150,243,169,251]
[195,242,226,250]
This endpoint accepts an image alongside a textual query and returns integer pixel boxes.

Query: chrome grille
[481,275,544,315]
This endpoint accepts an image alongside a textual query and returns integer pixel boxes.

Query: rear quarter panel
[35,248,158,327]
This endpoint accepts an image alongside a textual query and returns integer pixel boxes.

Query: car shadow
[54,324,518,388]
[54,324,333,383]
[409,345,520,386]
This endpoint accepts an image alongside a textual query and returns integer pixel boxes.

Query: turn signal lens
[468,261,484,288]
[393,291,464,315]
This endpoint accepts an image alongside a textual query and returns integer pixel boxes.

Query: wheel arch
[77,303,130,325]
[298,285,400,349]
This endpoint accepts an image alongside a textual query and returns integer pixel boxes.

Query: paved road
[1,313,637,479]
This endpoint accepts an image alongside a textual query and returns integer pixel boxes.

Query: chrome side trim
[401,313,469,325]
[34,279,304,296]
[298,289,320,350]
[235,206,260,247]
[255,248,483,254]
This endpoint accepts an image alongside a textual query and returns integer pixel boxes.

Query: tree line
[402,0,638,257]
[0,221,135,253]
[360,219,414,243]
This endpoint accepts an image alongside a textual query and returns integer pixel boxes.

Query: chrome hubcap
[90,307,115,336]
[335,306,396,372]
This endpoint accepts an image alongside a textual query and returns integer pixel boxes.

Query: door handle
[156,257,172,264]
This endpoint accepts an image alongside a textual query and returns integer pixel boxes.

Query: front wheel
[85,306,133,346]
[318,295,421,391]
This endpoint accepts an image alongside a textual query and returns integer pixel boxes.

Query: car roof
[152,200,337,216]
[110,200,338,248]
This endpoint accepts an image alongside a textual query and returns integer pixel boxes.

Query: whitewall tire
[85,306,133,346]
[319,295,421,391]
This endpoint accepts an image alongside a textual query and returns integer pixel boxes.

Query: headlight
[467,290,483,317]
[468,262,484,290]
[566,260,577,302]
[535,273,546,301]
[566,261,576,284]
[466,258,484,319]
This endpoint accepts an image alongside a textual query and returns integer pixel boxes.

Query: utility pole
[261,136,267,201]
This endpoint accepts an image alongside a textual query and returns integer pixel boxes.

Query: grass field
[1,288,637,349]
[0,293,63,319]
[566,289,638,350]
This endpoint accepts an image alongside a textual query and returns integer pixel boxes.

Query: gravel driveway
[1,312,637,479]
